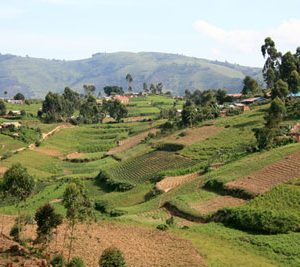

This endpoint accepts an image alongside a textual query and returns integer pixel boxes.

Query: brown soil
[42,124,75,140]
[66,152,85,159]
[1,216,205,267]
[0,167,8,176]
[34,147,63,157]
[158,125,222,146]
[0,233,47,266]
[107,128,159,155]
[156,172,201,192]
[190,196,247,215]
[226,149,300,195]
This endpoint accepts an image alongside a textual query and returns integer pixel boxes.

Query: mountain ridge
[0,51,262,98]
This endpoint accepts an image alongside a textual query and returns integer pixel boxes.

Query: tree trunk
[67,222,75,263]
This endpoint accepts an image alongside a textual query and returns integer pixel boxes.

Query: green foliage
[156,143,184,152]
[79,95,104,124]
[2,163,35,202]
[66,256,85,267]
[242,76,259,95]
[272,79,289,100]
[34,203,63,244]
[156,224,169,231]
[14,93,25,100]
[214,207,300,234]
[103,86,124,96]
[99,247,126,267]
[103,99,128,122]
[50,254,65,267]
[0,99,6,115]
[95,171,134,192]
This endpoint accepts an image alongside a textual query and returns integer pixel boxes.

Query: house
[0,121,22,129]
[234,103,250,111]
[113,95,129,104]
[290,123,300,142]
[288,92,300,98]
[8,110,21,116]
[241,97,265,105]
[227,93,242,98]
[7,99,24,105]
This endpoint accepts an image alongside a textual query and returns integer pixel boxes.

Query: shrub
[50,254,65,267]
[99,247,126,267]
[9,223,22,241]
[214,207,300,234]
[156,143,184,152]
[156,224,168,231]
[95,171,134,192]
[166,216,175,227]
[144,187,163,201]
[95,200,111,213]
[66,256,85,267]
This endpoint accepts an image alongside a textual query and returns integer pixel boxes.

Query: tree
[0,99,6,116]
[14,93,25,101]
[79,95,104,124]
[242,76,259,95]
[272,79,289,100]
[288,70,300,93]
[149,83,156,94]
[102,99,128,122]
[156,83,163,94]
[99,247,126,267]
[216,89,227,104]
[103,86,124,96]
[35,203,63,247]
[2,163,35,240]
[83,84,96,96]
[63,180,94,263]
[181,101,197,127]
[261,37,281,90]
[265,96,286,128]
[125,73,133,93]
[143,82,148,93]
[280,52,297,83]
[63,87,81,109]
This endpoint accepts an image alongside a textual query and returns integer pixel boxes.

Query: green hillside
[0,52,261,98]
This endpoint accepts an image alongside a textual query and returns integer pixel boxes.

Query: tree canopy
[103,86,124,96]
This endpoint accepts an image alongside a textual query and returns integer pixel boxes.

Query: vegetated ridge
[0,52,261,98]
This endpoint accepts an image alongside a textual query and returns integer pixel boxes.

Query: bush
[156,143,184,152]
[9,223,22,241]
[95,200,111,213]
[156,224,168,231]
[66,256,85,267]
[50,254,65,267]
[166,216,175,227]
[214,207,300,234]
[95,171,134,192]
[144,187,163,201]
[99,247,126,267]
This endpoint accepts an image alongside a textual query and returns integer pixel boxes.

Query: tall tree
[181,101,197,127]
[83,84,96,96]
[102,99,128,122]
[272,79,289,100]
[63,180,94,263]
[261,37,281,89]
[288,70,300,94]
[14,93,25,101]
[0,99,6,116]
[103,86,124,96]
[2,164,35,240]
[242,76,259,95]
[143,82,149,93]
[125,73,133,93]
[156,83,163,94]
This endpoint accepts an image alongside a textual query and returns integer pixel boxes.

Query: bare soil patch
[0,167,8,176]
[66,152,85,159]
[159,125,223,146]
[34,147,63,157]
[156,172,201,192]
[190,196,247,215]
[42,124,75,140]
[226,149,300,195]
[107,128,159,155]
[0,216,205,267]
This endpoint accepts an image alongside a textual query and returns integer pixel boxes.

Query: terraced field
[108,151,195,184]
[226,149,300,195]
[107,128,159,155]
[156,172,202,192]
[189,196,247,215]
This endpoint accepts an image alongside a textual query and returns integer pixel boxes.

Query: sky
[0,0,300,67]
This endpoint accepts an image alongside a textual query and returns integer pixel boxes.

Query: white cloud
[194,18,300,59]
[0,7,25,19]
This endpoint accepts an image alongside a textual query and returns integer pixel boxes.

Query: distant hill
[0,52,262,98]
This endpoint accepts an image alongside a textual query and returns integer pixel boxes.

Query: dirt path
[156,172,202,192]
[190,196,247,215]
[226,149,300,195]
[1,216,205,267]
[107,128,159,155]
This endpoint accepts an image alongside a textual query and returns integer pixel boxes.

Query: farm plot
[107,128,159,155]
[226,149,300,195]
[158,125,223,146]
[156,172,201,192]
[189,196,247,215]
[107,151,195,184]
[1,217,205,267]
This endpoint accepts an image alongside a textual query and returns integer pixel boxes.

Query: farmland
[1,94,300,267]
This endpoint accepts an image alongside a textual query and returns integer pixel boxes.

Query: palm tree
[125,73,133,93]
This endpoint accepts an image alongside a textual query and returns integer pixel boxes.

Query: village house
[7,99,24,105]
[290,123,300,142]
[113,95,129,104]
[0,121,22,129]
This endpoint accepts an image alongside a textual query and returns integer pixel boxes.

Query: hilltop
[0,52,261,98]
